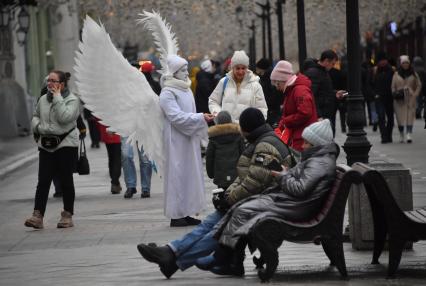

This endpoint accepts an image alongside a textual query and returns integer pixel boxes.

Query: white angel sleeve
[74,16,164,172]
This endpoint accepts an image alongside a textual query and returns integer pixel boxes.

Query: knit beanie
[167,54,188,75]
[214,110,232,125]
[200,59,213,73]
[302,119,333,146]
[400,55,410,64]
[239,107,265,133]
[270,60,294,82]
[256,58,271,70]
[231,50,249,68]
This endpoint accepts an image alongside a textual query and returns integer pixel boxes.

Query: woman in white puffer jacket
[208,50,267,122]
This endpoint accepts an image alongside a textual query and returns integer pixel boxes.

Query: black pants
[376,99,394,141]
[34,147,78,216]
[105,143,121,185]
[87,118,100,145]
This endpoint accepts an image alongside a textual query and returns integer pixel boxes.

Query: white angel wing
[74,16,164,172]
[137,10,180,75]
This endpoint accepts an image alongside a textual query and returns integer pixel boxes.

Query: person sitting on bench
[196,119,338,276]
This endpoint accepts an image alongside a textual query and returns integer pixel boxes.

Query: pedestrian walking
[208,50,267,122]
[25,70,80,229]
[271,60,317,152]
[391,55,422,143]
[413,57,425,119]
[195,59,216,114]
[97,122,122,193]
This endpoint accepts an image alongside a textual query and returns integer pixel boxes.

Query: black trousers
[376,99,394,141]
[34,147,78,216]
[105,143,121,185]
[87,118,100,145]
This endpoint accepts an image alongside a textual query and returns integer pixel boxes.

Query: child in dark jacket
[206,111,244,190]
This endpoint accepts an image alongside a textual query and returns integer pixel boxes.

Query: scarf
[162,76,191,91]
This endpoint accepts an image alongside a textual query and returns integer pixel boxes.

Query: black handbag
[393,89,405,101]
[77,139,90,175]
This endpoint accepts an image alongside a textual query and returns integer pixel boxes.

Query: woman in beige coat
[391,55,422,143]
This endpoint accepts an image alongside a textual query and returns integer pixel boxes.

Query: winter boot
[57,210,74,228]
[24,210,44,229]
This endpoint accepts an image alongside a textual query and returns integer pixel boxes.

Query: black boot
[170,218,188,227]
[185,216,201,226]
[137,244,178,279]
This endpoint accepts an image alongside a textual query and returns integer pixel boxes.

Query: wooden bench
[352,162,426,278]
[249,164,362,282]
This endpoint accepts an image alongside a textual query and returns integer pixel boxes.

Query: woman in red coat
[271,61,318,151]
[97,120,122,194]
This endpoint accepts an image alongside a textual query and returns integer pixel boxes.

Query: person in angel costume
[74,11,214,228]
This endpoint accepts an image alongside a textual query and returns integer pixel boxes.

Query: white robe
[159,81,208,219]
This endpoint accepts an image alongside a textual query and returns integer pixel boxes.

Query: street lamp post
[249,20,256,69]
[296,0,307,71]
[276,0,285,60]
[343,0,371,165]
[255,9,267,58]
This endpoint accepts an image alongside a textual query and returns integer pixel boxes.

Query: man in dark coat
[303,50,346,134]
[136,108,290,279]
[196,119,338,276]
[256,58,283,127]
[195,59,216,114]
[373,51,395,143]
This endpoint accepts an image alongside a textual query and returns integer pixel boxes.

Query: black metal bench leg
[387,237,406,278]
[321,239,348,278]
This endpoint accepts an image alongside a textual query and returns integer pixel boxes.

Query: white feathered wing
[74,16,164,173]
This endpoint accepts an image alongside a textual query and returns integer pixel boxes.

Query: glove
[79,129,87,140]
[212,188,229,213]
[33,132,40,143]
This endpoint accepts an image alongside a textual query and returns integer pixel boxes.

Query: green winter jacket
[206,123,244,189]
[32,89,80,152]
[225,124,291,205]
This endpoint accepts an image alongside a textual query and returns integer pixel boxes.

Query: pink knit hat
[270,60,294,82]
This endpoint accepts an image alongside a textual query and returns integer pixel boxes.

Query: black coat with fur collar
[206,123,244,189]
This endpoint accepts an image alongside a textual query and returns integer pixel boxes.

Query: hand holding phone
[267,159,283,171]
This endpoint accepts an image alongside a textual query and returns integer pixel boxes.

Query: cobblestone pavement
[0,118,425,285]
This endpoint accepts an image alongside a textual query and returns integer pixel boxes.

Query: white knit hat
[302,119,333,146]
[231,50,249,68]
[200,59,213,73]
[400,55,410,64]
[167,54,188,74]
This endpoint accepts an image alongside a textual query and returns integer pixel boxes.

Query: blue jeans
[168,211,223,270]
[120,137,152,193]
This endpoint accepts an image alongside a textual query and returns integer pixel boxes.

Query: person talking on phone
[25,70,80,229]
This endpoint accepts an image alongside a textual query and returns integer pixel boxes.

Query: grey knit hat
[214,110,232,125]
[302,119,333,146]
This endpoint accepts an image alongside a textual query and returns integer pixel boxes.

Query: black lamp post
[342,0,371,165]
[248,20,256,69]
[16,6,29,46]
[276,0,285,60]
[296,0,307,71]
[255,9,267,58]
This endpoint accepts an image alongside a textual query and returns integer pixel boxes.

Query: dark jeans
[376,99,394,141]
[87,118,100,145]
[34,147,78,216]
[105,143,121,185]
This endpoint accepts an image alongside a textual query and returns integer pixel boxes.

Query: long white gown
[159,80,208,219]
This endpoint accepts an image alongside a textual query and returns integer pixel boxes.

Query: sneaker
[57,210,74,228]
[399,132,405,143]
[111,184,122,194]
[24,210,44,229]
[185,216,201,226]
[170,218,188,227]
[406,133,412,143]
[141,192,151,198]
[124,188,137,199]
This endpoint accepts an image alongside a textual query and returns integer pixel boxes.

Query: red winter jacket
[96,120,121,144]
[277,74,318,151]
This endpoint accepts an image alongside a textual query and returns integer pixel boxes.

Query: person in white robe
[159,55,215,227]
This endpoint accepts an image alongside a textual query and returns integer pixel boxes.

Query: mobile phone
[267,159,283,171]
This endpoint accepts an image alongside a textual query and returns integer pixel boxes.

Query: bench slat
[404,211,426,223]
[416,208,426,218]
